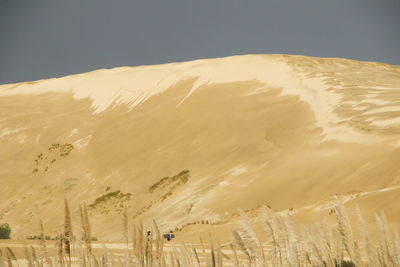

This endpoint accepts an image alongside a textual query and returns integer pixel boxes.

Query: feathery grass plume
[79,205,87,265]
[237,209,264,265]
[199,237,211,267]
[6,249,12,267]
[132,223,145,267]
[318,219,335,267]
[131,224,142,267]
[186,243,196,266]
[208,237,216,267]
[261,214,278,265]
[39,220,52,267]
[230,229,251,265]
[123,206,129,248]
[305,224,325,266]
[379,209,395,265]
[150,231,155,266]
[74,226,84,267]
[188,244,199,267]
[5,248,17,267]
[0,249,4,267]
[124,248,130,267]
[153,220,164,266]
[101,253,106,267]
[375,213,385,266]
[110,250,115,267]
[375,212,393,266]
[283,215,299,267]
[191,246,201,267]
[333,196,354,261]
[261,205,283,264]
[91,252,100,267]
[393,226,400,266]
[132,223,137,259]
[30,245,37,266]
[352,239,361,267]
[178,245,190,267]
[312,223,332,266]
[80,204,92,258]
[56,233,64,267]
[298,226,312,266]
[215,237,224,267]
[101,244,108,267]
[354,204,373,266]
[331,228,342,265]
[277,215,289,258]
[22,242,33,267]
[84,205,92,254]
[79,206,85,238]
[138,223,144,267]
[64,198,73,259]
[229,242,239,267]
[153,221,160,254]
[315,223,332,266]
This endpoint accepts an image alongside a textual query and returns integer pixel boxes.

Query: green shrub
[88,190,131,209]
[149,176,169,192]
[0,223,11,239]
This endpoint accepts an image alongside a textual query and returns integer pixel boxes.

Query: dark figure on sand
[163,231,175,241]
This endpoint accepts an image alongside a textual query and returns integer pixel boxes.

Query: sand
[0,54,399,242]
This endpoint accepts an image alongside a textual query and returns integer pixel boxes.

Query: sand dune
[0,54,399,241]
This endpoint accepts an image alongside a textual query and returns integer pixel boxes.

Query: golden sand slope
[0,54,399,241]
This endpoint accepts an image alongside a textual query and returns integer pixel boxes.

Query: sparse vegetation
[0,222,11,239]
[158,170,190,202]
[133,170,191,218]
[186,204,193,213]
[149,176,169,192]
[32,143,74,173]
[88,190,131,209]
[174,219,226,232]
[64,177,78,192]
[48,143,74,157]
[133,202,153,219]
[148,170,190,193]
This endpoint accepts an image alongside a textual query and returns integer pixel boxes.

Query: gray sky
[0,0,399,84]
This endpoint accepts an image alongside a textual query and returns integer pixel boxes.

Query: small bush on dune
[88,190,132,209]
[0,222,11,239]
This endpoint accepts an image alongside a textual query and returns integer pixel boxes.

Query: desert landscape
[1,54,400,266]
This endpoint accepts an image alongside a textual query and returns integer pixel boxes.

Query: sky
[0,0,399,84]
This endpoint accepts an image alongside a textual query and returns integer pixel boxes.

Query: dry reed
[3,197,400,266]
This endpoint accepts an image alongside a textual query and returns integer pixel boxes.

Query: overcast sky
[0,0,399,84]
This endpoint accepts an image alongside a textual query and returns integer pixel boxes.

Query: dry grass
[1,198,399,266]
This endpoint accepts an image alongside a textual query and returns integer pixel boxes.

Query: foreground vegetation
[0,198,399,266]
